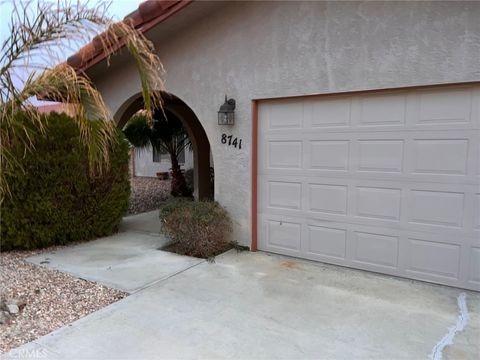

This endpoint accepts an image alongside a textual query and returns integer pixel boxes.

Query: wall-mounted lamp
[218,96,235,125]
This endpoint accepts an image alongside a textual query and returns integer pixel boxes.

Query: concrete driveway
[27,211,203,293]
[7,246,480,359]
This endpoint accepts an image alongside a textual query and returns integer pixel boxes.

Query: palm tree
[123,109,192,197]
[0,0,165,200]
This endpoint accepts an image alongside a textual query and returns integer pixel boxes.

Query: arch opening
[116,92,213,200]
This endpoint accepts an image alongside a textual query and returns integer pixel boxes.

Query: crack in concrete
[130,259,206,294]
[429,292,469,360]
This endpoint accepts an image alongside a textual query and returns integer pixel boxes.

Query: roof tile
[66,0,192,71]
[139,1,165,22]
[123,11,143,28]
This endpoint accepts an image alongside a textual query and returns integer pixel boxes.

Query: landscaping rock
[6,304,19,315]
[0,249,127,352]
[128,177,171,215]
[5,298,26,311]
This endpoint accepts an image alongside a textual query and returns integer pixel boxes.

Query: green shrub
[0,111,130,250]
[159,199,233,259]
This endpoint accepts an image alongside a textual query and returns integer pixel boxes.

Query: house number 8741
[221,133,242,149]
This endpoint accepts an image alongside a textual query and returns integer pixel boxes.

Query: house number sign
[221,133,242,149]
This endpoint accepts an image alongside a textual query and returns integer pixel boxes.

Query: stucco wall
[91,1,480,246]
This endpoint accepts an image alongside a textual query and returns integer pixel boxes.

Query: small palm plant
[123,109,192,197]
[0,0,165,201]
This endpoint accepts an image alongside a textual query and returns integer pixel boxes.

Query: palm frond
[95,21,166,120]
[0,0,109,83]
[122,111,153,150]
[0,0,167,201]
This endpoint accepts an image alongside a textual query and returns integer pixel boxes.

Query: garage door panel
[407,190,465,228]
[412,138,469,175]
[266,140,303,169]
[404,131,478,179]
[259,85,479,133]
[357,139,404,173]
[416,88,472,125]
[262,133,478,184]
[307,96,352,128]
[307,225,347,260]
[266,220,302,251]
[357,92,407,127]
[260,175,477,237]
[267,180,302,211]
[258,84,480,290]
[405,237,461,280]
[352,231,399,269]
[259,215,478,288]
[260,168,479,185]
[308,140,350,171]
[262,99,304,130]
[354,186,402,221]
[308,183,348,215]
[258,216,303,257]
[258,175,304,214]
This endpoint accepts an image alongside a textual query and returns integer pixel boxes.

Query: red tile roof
[67,0,192,72]
[36,103,75,115]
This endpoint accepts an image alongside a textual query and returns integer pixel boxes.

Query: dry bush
[160,199,233,259]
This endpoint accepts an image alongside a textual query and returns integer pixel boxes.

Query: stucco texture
[89,1,480,246]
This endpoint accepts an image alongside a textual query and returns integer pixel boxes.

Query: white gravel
[0,248,127,353]
[128,177,171,215]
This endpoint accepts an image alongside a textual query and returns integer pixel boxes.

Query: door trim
[251,100,259,251]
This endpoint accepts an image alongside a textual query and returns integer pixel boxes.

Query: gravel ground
[128,177,171,215]
[0,249,127,353]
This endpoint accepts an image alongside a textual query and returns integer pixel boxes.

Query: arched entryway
[115,92,213,200]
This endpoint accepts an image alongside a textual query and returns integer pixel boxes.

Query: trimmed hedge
[159,199,233,259]
[1,111,130,250]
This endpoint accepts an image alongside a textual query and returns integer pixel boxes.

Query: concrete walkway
[27,211,203,293]
[8,232,480,359]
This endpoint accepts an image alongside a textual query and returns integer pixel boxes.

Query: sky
[0,0,144,104]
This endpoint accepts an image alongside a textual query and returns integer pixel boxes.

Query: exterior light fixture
[218,96,235,125]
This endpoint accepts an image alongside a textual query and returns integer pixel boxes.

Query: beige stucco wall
[90,1,480,246]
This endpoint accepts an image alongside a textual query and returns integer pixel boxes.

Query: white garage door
[257,84,480,290]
